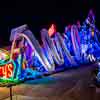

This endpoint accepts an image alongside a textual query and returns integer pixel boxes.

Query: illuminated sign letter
[0,63,14,78]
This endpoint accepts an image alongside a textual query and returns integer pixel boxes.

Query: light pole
[7,84,13,100]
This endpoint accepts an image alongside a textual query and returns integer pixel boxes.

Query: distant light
[98,62,100,66]
[48,24,56,37]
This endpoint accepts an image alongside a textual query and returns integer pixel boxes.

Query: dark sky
[0,0,99,45]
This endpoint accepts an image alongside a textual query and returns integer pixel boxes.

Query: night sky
[0,0,99,46]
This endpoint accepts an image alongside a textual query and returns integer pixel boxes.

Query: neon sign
[0,63,14,78]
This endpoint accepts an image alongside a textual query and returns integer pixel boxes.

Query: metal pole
[9,86,12,100]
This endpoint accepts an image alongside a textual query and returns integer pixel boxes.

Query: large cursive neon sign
[0,63,14,78]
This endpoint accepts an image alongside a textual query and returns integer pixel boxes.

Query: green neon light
[0,59,21,83]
